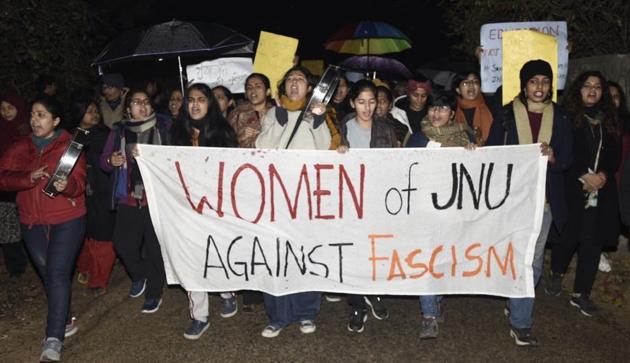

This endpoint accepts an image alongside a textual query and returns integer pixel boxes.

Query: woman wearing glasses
[0,96,86,362]
[100,89,171,314]
[452,71,494,145]
[546,71,621,317]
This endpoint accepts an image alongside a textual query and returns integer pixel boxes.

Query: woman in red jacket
[0,96,86,362]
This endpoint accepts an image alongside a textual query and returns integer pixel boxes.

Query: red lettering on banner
[339,164,364,219]
[230,164,265,223]
[175,160,224,217]
[269,164,313,221]
[314,164,334,219]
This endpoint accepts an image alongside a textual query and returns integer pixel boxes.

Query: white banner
[136,145,547,298]
[480,21,568,93]
[186,57,253,93]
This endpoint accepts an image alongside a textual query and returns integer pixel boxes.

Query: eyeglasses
[428,105,451,113]
[130,99,151,107]
[461,79,480,87]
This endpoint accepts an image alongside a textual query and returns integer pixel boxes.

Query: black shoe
[347,309,367,333]
[544,272,563,296]
[364,296,389,320]
[510,327,538,347]
[570,294,599,317]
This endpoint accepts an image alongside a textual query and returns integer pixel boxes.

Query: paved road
[1,260,629,362]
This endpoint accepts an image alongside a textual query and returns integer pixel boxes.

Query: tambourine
[303,65,344,122]
[42,128,90,198]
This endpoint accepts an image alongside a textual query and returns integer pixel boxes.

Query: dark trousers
[1,241,27,276]
[243,290,263,305]
[263,292,321,327]
[113,205,165,299]
[551,235,603,295]
[22,216,85,340]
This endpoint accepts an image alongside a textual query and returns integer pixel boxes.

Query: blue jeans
[22,217,85,340]
[419,295,443,317]
[263,292,321,327]
[508,207,552,329]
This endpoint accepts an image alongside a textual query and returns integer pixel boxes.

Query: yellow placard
[300,59,325,76]
[253,31,299,97]
[502,30,557,105]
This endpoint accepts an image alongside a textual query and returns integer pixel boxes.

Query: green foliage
[441,0,630,58]
[0,0,99,99]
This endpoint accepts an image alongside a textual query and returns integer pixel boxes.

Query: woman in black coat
[546,71,622,317]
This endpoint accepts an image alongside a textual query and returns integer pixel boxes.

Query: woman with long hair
[546,71,622,317]
[171,83,239,340]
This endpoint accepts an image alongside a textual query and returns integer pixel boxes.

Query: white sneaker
[299,320,316,334]
[261,324,282,338]
[598,253,612,273]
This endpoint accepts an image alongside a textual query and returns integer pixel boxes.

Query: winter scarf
[455,94,493,141]
[421,117,472,147]
[512,97,553,145]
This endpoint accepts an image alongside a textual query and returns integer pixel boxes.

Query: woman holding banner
[406,90,476,340]
[337,79,397,333]
[171,83,239,340]
[546,71,621,317]
[487,59,573,346]
[255,65,331,338]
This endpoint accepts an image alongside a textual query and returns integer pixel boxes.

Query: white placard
[186,57,253,93]
[480,21,568,93]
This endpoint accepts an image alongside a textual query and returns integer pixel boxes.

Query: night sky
[117,0,453,72]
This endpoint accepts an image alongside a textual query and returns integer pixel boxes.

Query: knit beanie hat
[102,73,125,89]
[519,60,553,89]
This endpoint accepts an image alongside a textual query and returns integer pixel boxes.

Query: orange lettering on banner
[428,245,444,278]
[486,242,516,280]
[387,250,407,280]
[405,249,428,279]
[463,243,483,277]
[450,245,458,277]
[368,234,393,281]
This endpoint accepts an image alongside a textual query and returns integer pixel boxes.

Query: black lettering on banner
[204,234,229,279]
[329,242,354,283]
[486,163,513,209]
[284,241,306,277]
[458,163,485,210]
[432,163,458,209]
[307,244,329,278]
[251,236,272,276]
[227,236,248,281]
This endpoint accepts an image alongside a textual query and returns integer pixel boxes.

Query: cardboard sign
[186,57,253,93]
[253,31,299,97]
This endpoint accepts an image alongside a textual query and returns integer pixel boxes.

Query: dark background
[100,0,457,76]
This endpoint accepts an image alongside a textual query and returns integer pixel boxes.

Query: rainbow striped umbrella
[324,21,412,55]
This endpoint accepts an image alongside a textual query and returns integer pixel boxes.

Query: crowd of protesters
[1,54,629,361]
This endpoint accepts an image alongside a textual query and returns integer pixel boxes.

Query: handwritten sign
[253,31,298,97]
[503,30,558,105]
[480,21,568,93]
[136,145,547,298]
[186,57,253,93]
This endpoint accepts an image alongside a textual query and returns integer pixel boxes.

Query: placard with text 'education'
[136,145,547,298]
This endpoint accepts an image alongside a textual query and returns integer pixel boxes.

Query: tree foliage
[0,0,102,99]
[441,0,630,58]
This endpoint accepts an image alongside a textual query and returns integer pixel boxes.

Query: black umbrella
[92,20,254,92]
